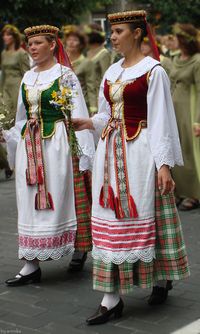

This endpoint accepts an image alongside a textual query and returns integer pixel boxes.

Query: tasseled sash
[99,120,138,219]
[25,119,54,210]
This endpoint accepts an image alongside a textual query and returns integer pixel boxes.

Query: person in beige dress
[170,23,200,210]
[0,24,30,178]
[163,34,181,60]
[85,23,111,100]
[63,25,97,115]
[141,36,172,76]
[1,24,30,122]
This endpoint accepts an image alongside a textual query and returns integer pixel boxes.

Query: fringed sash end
[48,192,54,210]
[129,195,138,218]
[99,185,115,211]
[35,192,54,210]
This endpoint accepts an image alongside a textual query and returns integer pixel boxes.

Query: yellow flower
[51,91,57,99]
[61,87,67,96]
[57,98,65,104]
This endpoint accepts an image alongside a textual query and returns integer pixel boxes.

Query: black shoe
[5,168,13,179]
[5,268,41,287]
[148,280,173,305]
[68,252,87,272]
[86,298,124,325]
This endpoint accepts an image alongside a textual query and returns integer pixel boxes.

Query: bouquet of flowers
[0,93,15,142]
[50,73,82,157]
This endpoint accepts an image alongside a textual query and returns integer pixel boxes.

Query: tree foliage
[130,0,200,33]
[0,0,114,30]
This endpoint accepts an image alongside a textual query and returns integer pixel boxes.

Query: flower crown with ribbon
[24,25,59,39]
[24,24,72,68]
[108,10,160,61]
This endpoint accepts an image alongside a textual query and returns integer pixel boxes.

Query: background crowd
[0,19,200,210]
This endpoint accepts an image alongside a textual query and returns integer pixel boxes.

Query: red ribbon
[56,38,72,68]
[145,18,160,61]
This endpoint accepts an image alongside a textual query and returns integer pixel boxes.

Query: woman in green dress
[63,25,97,115]
[1,24,30,122]
[141,36,172,76]
[0,24,29,178]
[85,24,111,101]
[170,23,200,210]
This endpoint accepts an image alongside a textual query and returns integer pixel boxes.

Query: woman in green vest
[3,25,95,286]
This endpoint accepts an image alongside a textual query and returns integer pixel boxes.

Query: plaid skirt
[93,183,190,294]
[72,157,92,252]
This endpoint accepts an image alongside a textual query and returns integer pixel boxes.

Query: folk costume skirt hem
[92,186,190,294]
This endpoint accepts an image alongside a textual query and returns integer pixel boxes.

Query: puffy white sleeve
[91,74,111,139]
[147,66,183,170]
[69,71,95,171]
[3,84,27,169]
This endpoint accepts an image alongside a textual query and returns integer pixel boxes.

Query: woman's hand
[71,118,94,131]
[193,123,200,137]
[158,165,175,195]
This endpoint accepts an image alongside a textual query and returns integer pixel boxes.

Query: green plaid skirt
[93,185,190,294]
[72,157,92,252]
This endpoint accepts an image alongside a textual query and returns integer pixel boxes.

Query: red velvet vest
[102,72,149,141]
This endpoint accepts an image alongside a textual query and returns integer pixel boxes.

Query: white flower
[0,114,5,120]
[66,104,74,111]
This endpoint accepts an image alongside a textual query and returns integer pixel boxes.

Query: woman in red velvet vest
[73,10,190,325]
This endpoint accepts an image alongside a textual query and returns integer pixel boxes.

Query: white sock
[101,292,120,310]
[156,280,167,288]
[16,260,40,277]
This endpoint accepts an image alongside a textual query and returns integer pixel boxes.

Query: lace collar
[106,56,160,82]
[23,63,72,86]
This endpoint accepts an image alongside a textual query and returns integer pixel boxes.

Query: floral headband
[2,24,20,36]
[83,25,105,37]
[173,24,198,42]
[62,25,77,35]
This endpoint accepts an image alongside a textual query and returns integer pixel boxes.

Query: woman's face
[3,31,15,47]
[110,23,141,55]
[66,35,81,53]
[28,35,55,64]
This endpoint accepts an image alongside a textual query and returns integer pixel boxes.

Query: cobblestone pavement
[0,173,200,334]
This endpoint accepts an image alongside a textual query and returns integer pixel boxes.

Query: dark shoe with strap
[68,252,87,272]
[148,280,173,306]
[5,168,13,179]
[86,298,124,325]
[179,198,199,211]
[5,268,41,287]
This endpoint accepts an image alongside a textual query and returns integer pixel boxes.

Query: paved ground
[0,172,200,334]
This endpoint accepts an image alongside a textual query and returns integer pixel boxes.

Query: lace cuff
[153,143,184,171]
[148,132,184,171]
[79,142,95,171]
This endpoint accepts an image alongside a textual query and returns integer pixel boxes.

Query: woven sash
[25,119,54,210]
[99,119,138,219]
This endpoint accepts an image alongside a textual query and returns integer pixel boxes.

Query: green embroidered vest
[21,79,65,138]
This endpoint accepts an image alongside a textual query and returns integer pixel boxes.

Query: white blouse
[92,56,183,170]
[4,63,95,170]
